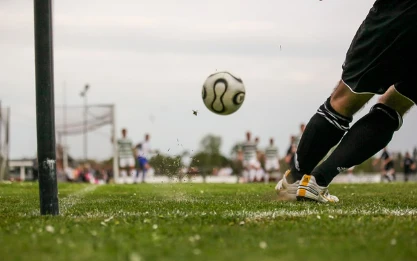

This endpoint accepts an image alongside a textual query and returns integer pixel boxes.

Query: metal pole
[34,0,59,215]
[0,107,10,181]
[0,101,3,181]
[57,132,61,147]
[63,144,68,173]
[111,105,119,182]
[63,82,67,145]
[84,91,88,161]
[81,84,89,162]
[63,82,68,172]
[6,107,10,179]
[0,100,2,155]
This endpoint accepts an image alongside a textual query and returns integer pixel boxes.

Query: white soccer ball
[202,71,246,115]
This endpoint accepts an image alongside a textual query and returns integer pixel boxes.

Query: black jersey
[381,151,394,170]
[404,158,414,174]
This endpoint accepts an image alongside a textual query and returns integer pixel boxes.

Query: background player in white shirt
[264,138,280,183]
[241,131,260,183]
[117,128,135,183]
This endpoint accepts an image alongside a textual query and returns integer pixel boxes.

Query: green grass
[1,182,417,261]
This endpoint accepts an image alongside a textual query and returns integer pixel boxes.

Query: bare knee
[378,86,414,116]
[329,80,374,118]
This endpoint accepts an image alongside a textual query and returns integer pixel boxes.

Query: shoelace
[323,189,337,200]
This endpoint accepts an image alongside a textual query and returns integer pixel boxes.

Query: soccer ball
[202,71,246,115]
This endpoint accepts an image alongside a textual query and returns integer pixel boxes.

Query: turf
[1,182,416,261]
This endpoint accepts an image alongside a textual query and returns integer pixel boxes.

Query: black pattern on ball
[207,71,243,83]
[202,86,207,100]
[210,78,228,113]
[233,92,245,105]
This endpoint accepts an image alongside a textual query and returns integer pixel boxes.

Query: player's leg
[249,167,256,183]
[384,168,392,182]
[255,161,262,182]
[140,158,149,183]
[121,168,128,183]
[404,172,409,182]
[134,167,140,184]
[135,157,142,183]
[127,157,136,183]
[141,165,147,183]
[286,81,373,185]
[268,159,279,184]
[264,171,270,184]
[247,159,256,182]
[119,158,127,183]
[264,160,273,184]
[381,168,387,183]
[128,167,133,183]
[384,167,392,182]
[302,87,414,201]
[383,164,394,183]
[287,84,371,202]
[388,167,396,182]
[241,160,249,183]
[255,168,260,182]
[255,165,264,182]
[294,0,417,202]
[136,157,143,182]
[242,169,248,183]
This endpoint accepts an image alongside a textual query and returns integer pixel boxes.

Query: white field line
[59,185,98,215]
[20,185,99,217]
[76,207,417,220]
[223,208,417,219]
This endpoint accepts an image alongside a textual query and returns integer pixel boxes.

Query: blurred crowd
[23,124,417,184]
[63,163,112,184]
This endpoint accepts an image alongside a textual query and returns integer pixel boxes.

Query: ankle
[287,168,304,183]
[312,172,329,187]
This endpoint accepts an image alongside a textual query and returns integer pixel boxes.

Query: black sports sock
[287,98,351,183]
[312,103,402,186]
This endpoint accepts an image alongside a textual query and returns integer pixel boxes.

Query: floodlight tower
[80,84,89,162]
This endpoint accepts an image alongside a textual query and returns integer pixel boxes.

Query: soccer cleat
[296,174,339,203]
[275,170,299,201]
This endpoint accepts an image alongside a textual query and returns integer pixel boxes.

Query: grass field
[1,182,417,261]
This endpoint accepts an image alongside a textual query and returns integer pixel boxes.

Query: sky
[1,0,417,161]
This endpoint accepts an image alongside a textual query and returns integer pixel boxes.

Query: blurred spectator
[217,166,233,176]
[402,152,415,182]
[347,166,355,183]
[285,135,296,167]
[117,128,135,183]
[293,123,306,147]
[374,147,395,182]
[264,137,280,183]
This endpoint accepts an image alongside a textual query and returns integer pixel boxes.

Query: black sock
[288,98,352,183]
[312,103,402,186]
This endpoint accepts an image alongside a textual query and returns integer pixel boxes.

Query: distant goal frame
[55,103,120,182]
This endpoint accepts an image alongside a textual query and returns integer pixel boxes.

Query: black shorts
[384,162,394,171]
[342,0,417,104]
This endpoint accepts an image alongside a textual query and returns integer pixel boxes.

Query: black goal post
[34,0,59,215]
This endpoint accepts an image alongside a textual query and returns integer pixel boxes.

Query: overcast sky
[1,0,416,161]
